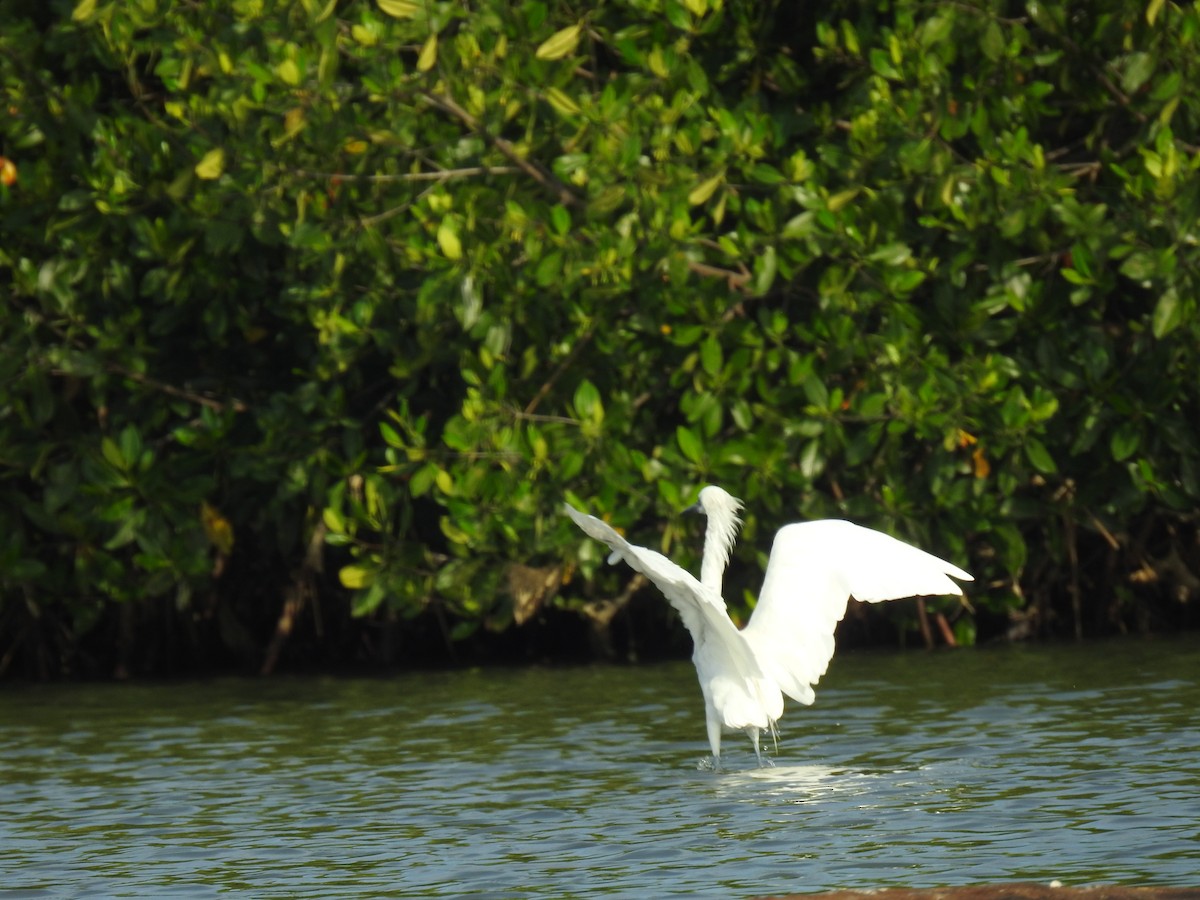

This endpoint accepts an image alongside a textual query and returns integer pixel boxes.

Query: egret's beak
[683,500,704,516]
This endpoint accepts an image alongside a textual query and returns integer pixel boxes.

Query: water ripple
[2,639,1199,897]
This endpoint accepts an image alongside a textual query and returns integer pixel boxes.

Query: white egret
[564,485,973,766]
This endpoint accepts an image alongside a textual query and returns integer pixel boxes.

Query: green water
[2,638,1198,898]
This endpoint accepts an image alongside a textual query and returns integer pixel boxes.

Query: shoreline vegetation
[3,1,1199,680]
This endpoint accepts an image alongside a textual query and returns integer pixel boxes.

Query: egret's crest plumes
[564,486,973,767]
[694,485,744,594]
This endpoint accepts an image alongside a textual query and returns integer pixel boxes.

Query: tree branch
[687,259,752,293]
[296,166,520,182]
[420,91,584,208]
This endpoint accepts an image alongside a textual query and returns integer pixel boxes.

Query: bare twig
[1089,514,1121,551]
[581,572,648,658]
[101,364,248,414]
[34,314,249,415]
[916,597,935,649]
[687,259,752,293]
[262,521,326,675]
[509,410,580,426]
[523,323,597,416]
[420,91,584,208]
[1062,511,1083,641]
[296,166,520,183]
[935,612,958,647]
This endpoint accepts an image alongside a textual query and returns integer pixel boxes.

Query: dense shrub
[2,0,1198,676]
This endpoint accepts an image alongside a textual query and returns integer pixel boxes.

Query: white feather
[696,486,743,595]
[564,488,972,764]
[563,503,782,739]
[741,519,972,706]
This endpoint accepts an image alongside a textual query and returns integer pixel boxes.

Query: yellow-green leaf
[194,148,225,180]
[688,171,724,206]
[276,58,301,86]
[376,0,418,17]
[351,24,377,46]
[417,33,438,72]
[648,46,669,78]
[1146,0,1165,25]
[827,187,860,212]
[544,87,581,116]
[437,220,463,260]
[1151,289,1182,339]
[200,502,235,555]
[322,507,345,534]
[339,565,374,589]
[682,0,708,15]
[313,0,338,23]
[535,23,581,61]
[71,0,97,22]
[100,437,125,470]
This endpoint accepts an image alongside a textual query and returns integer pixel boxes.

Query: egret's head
[686,485,744,521]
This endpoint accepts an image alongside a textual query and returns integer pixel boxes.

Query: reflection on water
[2,638,1198,898]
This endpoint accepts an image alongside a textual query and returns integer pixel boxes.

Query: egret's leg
[705,707,723,768]
[748,726,763,767]
[748,726,774,768]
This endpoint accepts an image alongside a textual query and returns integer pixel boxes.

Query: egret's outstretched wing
[563,502,728,633]
[741,519,972,705]
[563,502,781,730]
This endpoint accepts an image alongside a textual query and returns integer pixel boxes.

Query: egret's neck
[700,510,740,595]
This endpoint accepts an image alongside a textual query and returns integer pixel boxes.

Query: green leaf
[352,583,387,617]
[699,336,722,376]
[868,242,913,266]
[676,425,703,463]
[339,564,374,589]
[1024,437,1057,474]
[376,0,418,17]
[981,21,1005,62]
[802,374,829,409]
[118,426,143,467]
[573,379,602,423]
[534,251,562,286]
[535,24,581,60]
[753,245,777,296]
[799,439,823,480]
[409,463,437,498]
[437,219,463,260]
[545,87,581,117]
[101,437,126,470]
[1110,422,1140,462]
[1151,289,1182,338]
[688,171,724,206]
[71,0,98,22]
[1121,52,1155,94]
[417,33,438,72]
[194,148,225,180]
[322,507,346,535]
[379,421,404,447]
[276,58,301,86]
[550,205,571,236]
[1119,251,1156,281]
